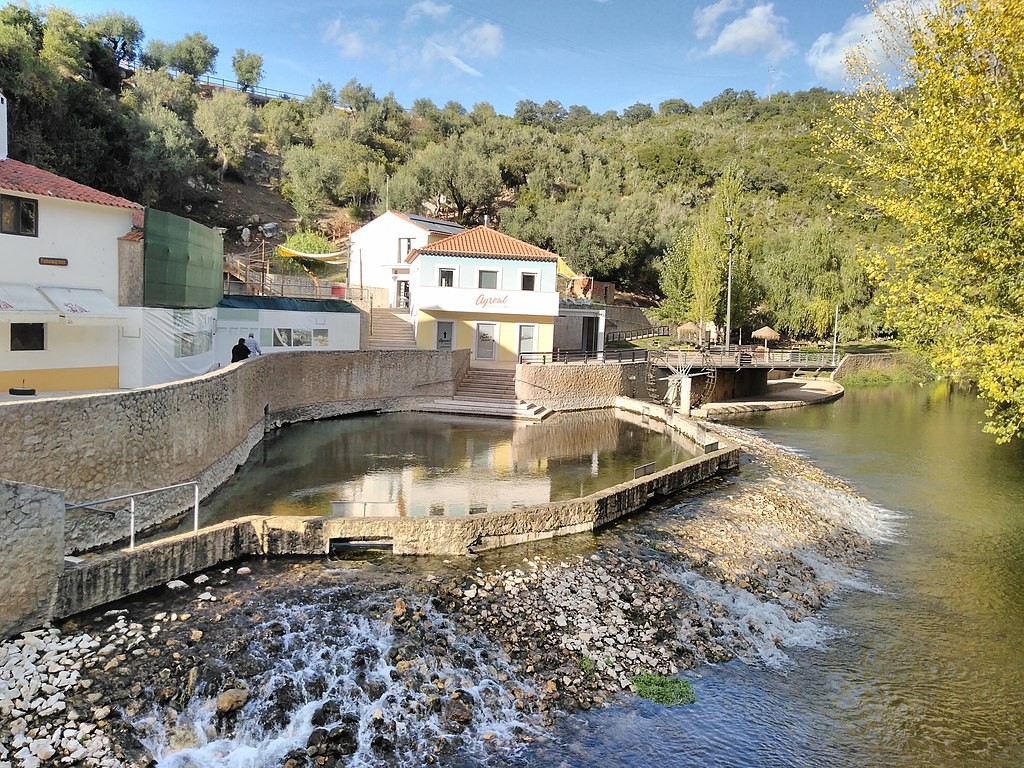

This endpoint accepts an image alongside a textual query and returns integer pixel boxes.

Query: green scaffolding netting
[144,209,224,309]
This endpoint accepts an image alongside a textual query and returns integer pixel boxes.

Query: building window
[398,238,414,259]
[521,273,537,291]
[438,268,455,287]
[1,194,38,237]
[11,323,44,351]
[478,270,498,289]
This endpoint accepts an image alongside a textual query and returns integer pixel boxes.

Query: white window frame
[477,268,500,290]
[519,271,539,292]
[437,265,458,288]
[474,321,499,360]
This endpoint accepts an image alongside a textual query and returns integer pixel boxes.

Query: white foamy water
[667,568,840,670]
[135,589,538,768]
[780,478,906,544]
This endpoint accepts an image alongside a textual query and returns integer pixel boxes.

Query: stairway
[420,367,553,420]
[367,308,416,350]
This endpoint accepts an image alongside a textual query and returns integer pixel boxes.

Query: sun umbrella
[677,321,701,341]
[751,325,780,353]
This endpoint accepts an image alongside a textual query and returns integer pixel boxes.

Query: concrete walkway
[693,377,843,418]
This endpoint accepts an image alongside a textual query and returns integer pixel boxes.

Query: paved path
[693,377,843,418]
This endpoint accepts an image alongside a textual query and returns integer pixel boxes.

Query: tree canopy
[823,0,1024,442]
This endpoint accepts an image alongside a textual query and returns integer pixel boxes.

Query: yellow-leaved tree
[823,0,1024,442]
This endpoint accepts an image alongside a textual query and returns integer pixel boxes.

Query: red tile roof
[0,158,142,210]
[408,226,557,262]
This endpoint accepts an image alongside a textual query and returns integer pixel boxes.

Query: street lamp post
[725,216,734,354]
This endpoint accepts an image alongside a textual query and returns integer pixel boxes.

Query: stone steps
[367,308,415,350]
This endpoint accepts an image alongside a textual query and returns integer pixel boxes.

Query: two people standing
[231,333,262,363]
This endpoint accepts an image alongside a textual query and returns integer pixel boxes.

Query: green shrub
[630,674,697,706]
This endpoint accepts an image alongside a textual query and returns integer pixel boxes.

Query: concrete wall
[0,480,65,638]
[0,349,470,555]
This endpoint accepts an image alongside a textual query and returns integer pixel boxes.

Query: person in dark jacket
[231,337,250,363]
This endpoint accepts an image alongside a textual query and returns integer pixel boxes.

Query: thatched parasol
[677,321,702,341]
[751,325,780,352]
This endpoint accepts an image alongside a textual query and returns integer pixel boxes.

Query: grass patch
[838,369,924,387]
[577,655,597,681]
[630,674,697,706]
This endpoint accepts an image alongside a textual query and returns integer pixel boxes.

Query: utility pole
[725,216,734,354]
[768,66,775,102]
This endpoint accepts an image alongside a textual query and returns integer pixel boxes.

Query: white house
[0,91,141,392]
[407,226,562,366]
[348,211,464,308]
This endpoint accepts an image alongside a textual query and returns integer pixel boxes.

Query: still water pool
[195,409,696,525]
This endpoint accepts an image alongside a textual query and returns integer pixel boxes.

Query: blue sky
[63,0,884,114]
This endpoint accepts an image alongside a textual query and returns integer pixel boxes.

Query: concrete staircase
[420,367,553,420]
[367,308,416,350]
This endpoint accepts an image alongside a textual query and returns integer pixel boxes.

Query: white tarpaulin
[38,286,126,325]
[0,282,60,322]
[141,308,218,385]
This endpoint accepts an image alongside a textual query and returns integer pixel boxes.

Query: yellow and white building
[407,226,560,366]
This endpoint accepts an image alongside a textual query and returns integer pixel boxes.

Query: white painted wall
[348,212,458,305]
[1,196,133,295]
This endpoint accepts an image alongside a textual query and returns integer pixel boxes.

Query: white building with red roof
[407,226,562,365]
[347,211,465,308]
[0,90,143,392]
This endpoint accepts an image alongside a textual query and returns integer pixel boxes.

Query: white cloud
[322,19,366,58]
[706,3,796,62]
[807,0,930,84]
[459,22,503,59]
[405,1,452,23]
[693,0,744,40]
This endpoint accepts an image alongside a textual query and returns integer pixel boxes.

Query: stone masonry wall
[0,480,65,638]
[515,361,648,409]
[0,349,469,555]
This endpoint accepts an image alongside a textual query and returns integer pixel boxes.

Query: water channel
[113,384,1024,766]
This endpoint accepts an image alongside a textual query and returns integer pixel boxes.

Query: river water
[111,383,1024,766]
[521,381,1024,768]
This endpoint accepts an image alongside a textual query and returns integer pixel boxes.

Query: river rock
[216,688,250,714]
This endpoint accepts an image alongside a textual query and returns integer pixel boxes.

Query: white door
[475,323,497,360]
[436,321,454,350]
[518,324,537,355]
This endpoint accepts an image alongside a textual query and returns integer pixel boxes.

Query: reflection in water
[197,410,696,525]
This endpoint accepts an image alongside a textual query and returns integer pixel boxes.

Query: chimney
[0,91,7,160]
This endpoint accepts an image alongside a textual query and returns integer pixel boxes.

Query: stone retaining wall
[0,349,468,555]
[515,361,648,410]
[0,480,65,638]
[4,356,735,637]
[831,352,907,380]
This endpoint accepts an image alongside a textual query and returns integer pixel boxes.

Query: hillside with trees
[1,3,892,347]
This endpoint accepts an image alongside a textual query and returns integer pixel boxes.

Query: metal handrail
[518,349,651,364]
[66,481,200,550]
[606,326,671,343]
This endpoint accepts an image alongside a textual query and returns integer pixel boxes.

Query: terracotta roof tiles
[0,158,142,210]
[409,226,557,262]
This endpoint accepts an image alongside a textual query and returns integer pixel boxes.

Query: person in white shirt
[245,333,262,356]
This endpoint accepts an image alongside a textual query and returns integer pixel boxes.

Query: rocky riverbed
[0,426,894,767]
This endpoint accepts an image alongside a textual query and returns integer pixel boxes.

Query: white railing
[65,481,200,549]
